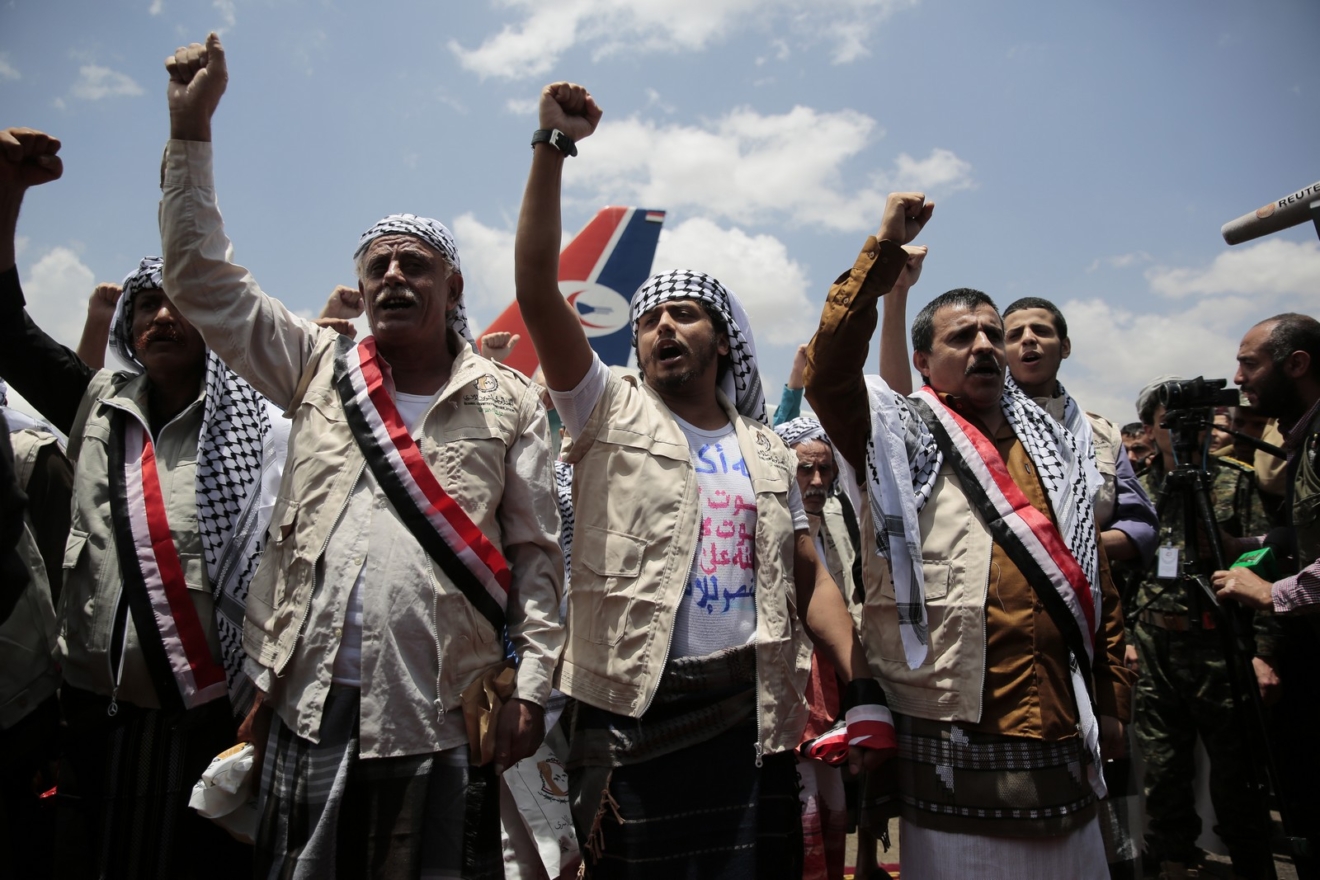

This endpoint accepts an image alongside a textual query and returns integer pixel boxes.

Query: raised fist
[0,128,63,196]
[538,82,602,145]
[480,331,520,364]
[166,32,228,141]
[877,193,933,246]
[894,245,928,291]
[87,283,123,320]
[320,285,364,321]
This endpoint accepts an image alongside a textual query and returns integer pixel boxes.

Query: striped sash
[332,335,510,632]
[108,415,228,713]
[910,390,1106,797]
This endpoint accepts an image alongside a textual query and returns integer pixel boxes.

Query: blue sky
[2,0,1317,423]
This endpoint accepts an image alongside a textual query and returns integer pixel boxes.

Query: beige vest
[557,371,811,758]
[859,458,994,723]
[0,430,62,729]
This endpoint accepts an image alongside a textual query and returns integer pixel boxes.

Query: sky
[2,0,1318,426]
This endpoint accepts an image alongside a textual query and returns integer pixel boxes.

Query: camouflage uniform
[1133,455,1279,878]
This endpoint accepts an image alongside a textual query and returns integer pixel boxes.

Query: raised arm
[804,193,931,472]
[160,34,321,408]
[878,246,927,396]
[0,127,98,432]
[514,83,601,393]
[75,283,122,368]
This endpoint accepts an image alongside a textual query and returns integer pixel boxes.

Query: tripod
[1143,406,1301,878]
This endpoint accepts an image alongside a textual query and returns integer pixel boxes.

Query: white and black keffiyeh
[629,270,766,424]
[553,460,574,592]
[108,257,272,715]
[773,415,828,450]
[353,213,473,345]
[864,373,1101,670]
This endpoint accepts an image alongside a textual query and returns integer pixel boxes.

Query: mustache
[803,486,829,499]
[965,356,1001,376]
[134,323,182,350]
[374,285,418,307]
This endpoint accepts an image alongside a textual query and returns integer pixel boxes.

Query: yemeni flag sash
[909,390,1098,682]
[332,335,510,633]
[108,413,228,714]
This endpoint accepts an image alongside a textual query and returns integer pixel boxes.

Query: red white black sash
[108,414,228,713]
[909,390,1098,676]
[332,335,510,633]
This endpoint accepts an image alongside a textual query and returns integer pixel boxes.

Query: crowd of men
[0,31,1318,880]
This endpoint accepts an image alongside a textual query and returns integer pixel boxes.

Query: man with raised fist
[160,34,564,878]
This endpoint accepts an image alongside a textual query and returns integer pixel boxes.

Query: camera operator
[1214,314,1320,616]
[1212,313,1320,870]
[1131,376,1280,880]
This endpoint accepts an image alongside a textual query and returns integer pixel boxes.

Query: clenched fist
[166,32,228,142]
[538,82,602,147]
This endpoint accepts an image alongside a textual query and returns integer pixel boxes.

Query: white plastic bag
[188,742,259,844]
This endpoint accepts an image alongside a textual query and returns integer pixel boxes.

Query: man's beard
[1246,366,1295,420]
[644,333,720,393]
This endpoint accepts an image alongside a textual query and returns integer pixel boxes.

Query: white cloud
[652,217,813,346]
[561,106,972,232]
[22,246,96,350]
[504,97,539,116]
[69,65,144,101]
[1084,251,1152,273]
[1144,238,1320,298]
[449,213,519,335]
[450,0,919,80]
[1056,238,1320,423]
[215,0,237,30]
[149,0,164,15]
[0,54,19,81]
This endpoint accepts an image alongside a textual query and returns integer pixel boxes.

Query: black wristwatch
[531,128,577,157]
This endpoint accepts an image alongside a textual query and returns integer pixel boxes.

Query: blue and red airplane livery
[483,206,665,377]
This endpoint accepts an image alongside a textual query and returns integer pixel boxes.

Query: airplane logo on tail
[483,206,664,376]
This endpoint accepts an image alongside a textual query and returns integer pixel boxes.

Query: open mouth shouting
[966,356,1000,377]
[374,285,418,313]
[653,338,687,367]
[1018,348,1042,366]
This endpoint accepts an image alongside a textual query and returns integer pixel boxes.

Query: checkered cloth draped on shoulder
[107,256,271,715]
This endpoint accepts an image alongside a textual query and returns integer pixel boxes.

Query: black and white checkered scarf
[629,270,766,424]
[109,257,271,715]
[353,213,474,345]
[865,373,1100,669]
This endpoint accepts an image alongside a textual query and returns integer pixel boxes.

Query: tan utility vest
[557,371,811,758]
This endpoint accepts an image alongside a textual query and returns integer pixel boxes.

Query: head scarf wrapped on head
[629,269,766,424]
[107,255,273,716]
[353,214,473,345]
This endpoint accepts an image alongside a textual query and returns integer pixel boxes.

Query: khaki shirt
[161,141,564,758]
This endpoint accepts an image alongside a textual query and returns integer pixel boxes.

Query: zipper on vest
[275,463,363,678]
[432,575,445,721]
[106,595,130,717]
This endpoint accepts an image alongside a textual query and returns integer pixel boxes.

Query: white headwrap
[354,213,473,345]
[629,270,765,424]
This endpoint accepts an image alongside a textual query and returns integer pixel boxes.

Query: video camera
[1156,376,1240,412]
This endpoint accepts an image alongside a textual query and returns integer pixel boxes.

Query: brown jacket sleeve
[803,236,908,473]
[1093,533,1135,721]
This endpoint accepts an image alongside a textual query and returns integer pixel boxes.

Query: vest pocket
[574,525,646,646]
